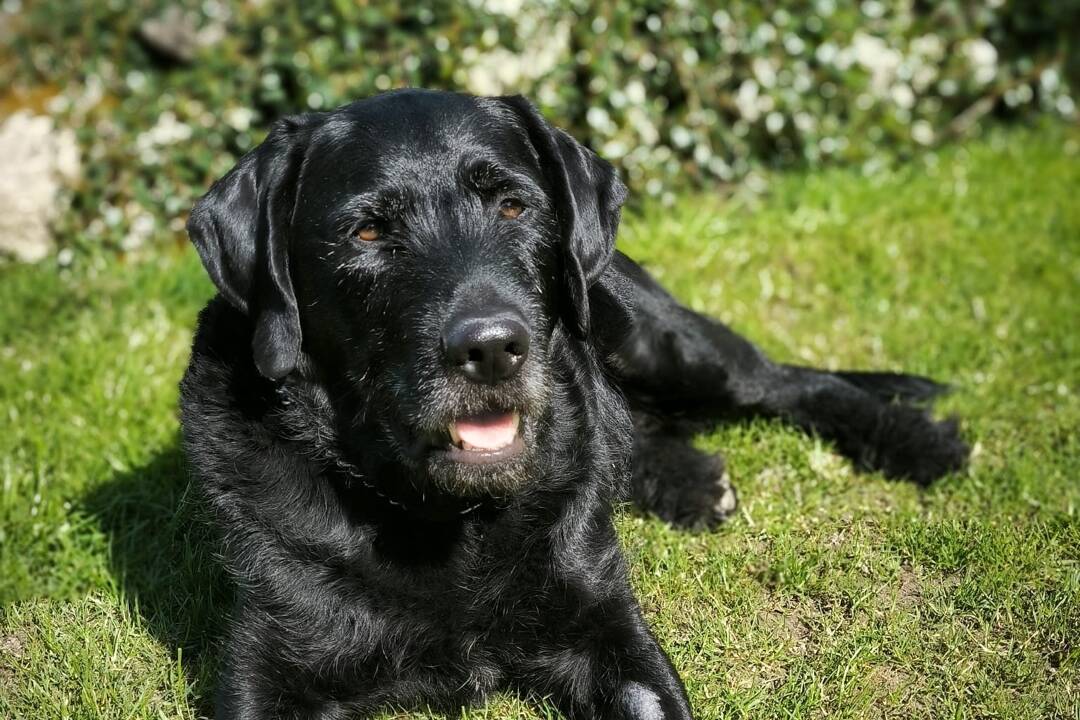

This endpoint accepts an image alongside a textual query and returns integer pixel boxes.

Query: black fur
[179,90,968,719]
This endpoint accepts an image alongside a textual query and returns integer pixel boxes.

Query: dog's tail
[787,366,953,405]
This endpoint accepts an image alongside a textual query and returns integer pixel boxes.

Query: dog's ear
[497,96,628,337]
[187,115,316,379]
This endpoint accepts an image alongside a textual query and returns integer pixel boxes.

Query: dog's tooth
[449,423,461,446]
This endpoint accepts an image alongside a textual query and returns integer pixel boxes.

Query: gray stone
[0,112,80,262]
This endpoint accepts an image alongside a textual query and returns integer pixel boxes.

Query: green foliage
[1,1,1076,253]
[1,123,1078,719]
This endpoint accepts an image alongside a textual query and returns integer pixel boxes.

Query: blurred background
[0,0,1076,262]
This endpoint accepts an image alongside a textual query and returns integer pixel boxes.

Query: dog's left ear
[187,115,317,379]
[497,96,628,337]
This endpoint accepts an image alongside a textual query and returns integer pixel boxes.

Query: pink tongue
[455,413,517,450]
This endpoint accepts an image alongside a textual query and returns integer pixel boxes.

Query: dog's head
[187,90,627,498]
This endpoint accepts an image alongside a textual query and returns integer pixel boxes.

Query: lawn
[1,123,1077,719]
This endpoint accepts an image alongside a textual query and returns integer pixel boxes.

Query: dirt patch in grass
[0,629,28,690]
[874,565,924,610]
[873,664,912,694]
[867,664,925,718]
[894,566,922,608]
[0,632,25,657]
[769,604,811,656]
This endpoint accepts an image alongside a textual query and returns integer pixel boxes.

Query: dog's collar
[328,453,484,515]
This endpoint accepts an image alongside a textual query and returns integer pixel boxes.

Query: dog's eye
[499,198,525,220]
[355,223,381,242]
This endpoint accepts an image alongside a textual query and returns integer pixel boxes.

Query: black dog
[180,90,967,719]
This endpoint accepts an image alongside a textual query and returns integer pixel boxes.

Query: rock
[0,111,80,262]
[138,5,199,63]
[137,5,225,64]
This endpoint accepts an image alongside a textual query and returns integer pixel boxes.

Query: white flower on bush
[478,0,522,15]
[135,111,192,152]
[890,84,915,109]
[625,80,647,105]
[123,212,156,251]
[224,107,255,133]
[793,62,814,93]
[670,126,693,149]
[707,156,733,181]
[601,140,628,159]
[852,32,902,96]
[815,42,838,65]
[912,63,938,93]
[963,38,998,85]
[735,79,761,121]
[1040,67,1060,92]
[912,120,935,146]
[754,23,777,46]
[627,107,659,145]
[586,107,615,135]
[464,14,567,96]
[125,70,147,92]
[753,57,777,89]
[1004,84,1034,107]
[756,93,776,115]
[911,34,945,62]
[861,0,885,18]
[537,81,559,108]
[712,10,732,32]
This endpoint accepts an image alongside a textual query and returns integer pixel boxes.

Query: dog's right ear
[187,115,317,380]
[494,96,628,338]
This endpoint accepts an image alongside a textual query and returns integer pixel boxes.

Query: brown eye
[499,198,524,220]
[356,223,380,242]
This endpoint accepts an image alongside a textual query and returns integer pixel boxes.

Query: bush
[1,0,1075,253]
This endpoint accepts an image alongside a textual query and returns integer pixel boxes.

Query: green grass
[2,123,1078,719]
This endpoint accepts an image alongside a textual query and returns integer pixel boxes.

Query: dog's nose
[443,311,530,384]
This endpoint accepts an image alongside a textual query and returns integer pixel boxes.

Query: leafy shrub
[1,0,1075,253]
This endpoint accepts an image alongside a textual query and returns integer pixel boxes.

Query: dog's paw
[631,431,738,530]
[656,455,738,531]
[697,464,739,529]
[869,405,969,484]
[617,682,666,720]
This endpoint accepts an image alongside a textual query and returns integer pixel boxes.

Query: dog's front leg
[603,634,696,720]
[518,597,694,720]
[216,662,355,720]
[216,674,353,720]
[215,608,358,720]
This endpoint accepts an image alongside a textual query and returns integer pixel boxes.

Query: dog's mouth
[382,399,542,497]
[442,410,524,464]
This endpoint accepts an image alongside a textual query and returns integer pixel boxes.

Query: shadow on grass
[83,440,231,718]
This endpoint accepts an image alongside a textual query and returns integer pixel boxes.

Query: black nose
[443,310,530,385]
